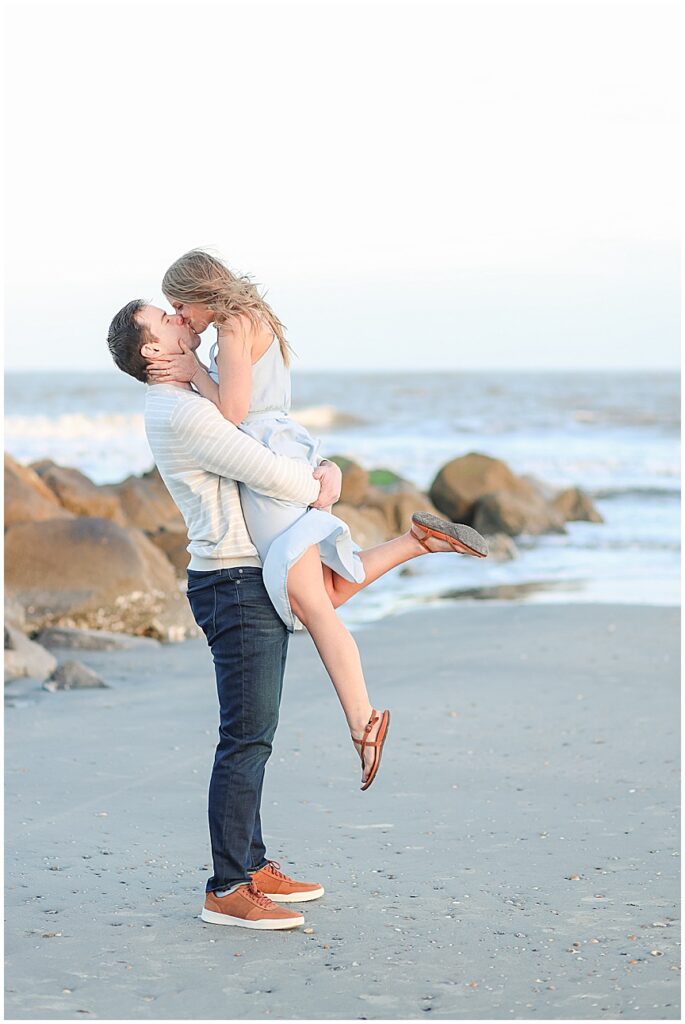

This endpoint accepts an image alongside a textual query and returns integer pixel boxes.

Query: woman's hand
[147,340,203,384]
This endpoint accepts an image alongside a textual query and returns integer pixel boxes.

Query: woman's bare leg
[322,526,456,608]
[287,546,381,782]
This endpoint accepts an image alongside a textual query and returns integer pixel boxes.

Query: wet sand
[4,602,680,1020]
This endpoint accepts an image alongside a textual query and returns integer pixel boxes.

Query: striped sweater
[144,383,320,571]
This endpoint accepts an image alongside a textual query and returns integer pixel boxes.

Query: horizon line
[4,365,681,375]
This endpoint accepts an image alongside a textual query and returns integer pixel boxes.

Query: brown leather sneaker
[249,860,325,902]
[200,882,305,929]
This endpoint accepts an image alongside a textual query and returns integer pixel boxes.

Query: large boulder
[5,625,57,683]
[332,503,390,548]
[429,453,525,522]
[521,474,558,502]
[4,517,196,641]
[328,456,369,506]
[471,490,566,537]
[552,487,604,524]
[147,527,191,577]
[364,485,441,536]
[367,468,412,493]
[31,461,127,525]
[429,452,592,538]
[4,454,73,529]
[102,467,184,532]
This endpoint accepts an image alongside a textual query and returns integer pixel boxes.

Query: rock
[43,660,107,691]
[331,466,442,536]
[34,627,161,651]
[552,487,604,523]
[328,456,369,506]
[332,503,390,547]
[521,473,558,502]
[4,516,197,641]
[4,453,73,529]
[28,458,58,475]
[4,597,26,630]
[102,466,184,532]
[367,468,409,492]
[429,453,525,522]
[4,625,57,683]
[147,527,190,577]
[31,461,127,524]
[364,485,441,536]
[443,581,565,601]
[471,490,566,537]
[430,452,578,537]
[483,533,519,561]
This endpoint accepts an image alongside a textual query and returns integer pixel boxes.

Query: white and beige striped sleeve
[170,397,321,505]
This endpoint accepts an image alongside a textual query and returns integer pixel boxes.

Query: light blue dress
[208,336,365,632]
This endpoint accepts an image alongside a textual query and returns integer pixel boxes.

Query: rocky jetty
[330,452,601,550]
[4,449,603,680]
[4,454,197,667]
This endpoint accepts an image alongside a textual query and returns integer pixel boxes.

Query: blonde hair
[162,249,292,367]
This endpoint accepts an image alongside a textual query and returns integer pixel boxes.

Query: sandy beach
[4,601,680,1020]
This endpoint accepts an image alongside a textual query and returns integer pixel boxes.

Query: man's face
[164,295,215,334]
[136,305,201,361]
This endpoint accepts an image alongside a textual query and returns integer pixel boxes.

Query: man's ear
[140,340,160,360]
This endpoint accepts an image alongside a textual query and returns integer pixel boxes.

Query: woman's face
[165,296,215,334]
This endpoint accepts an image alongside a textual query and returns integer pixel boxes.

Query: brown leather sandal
[410,511,489,558]
[351,709,390,791]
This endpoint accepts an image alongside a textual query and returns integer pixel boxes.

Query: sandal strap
[410,525,433,553]
[351,711,381,763]
[412,523,467,554]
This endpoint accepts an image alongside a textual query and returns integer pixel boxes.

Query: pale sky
[4,0,680,371]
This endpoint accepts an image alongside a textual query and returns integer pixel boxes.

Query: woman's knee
[289,582,330,623]
[287,552,331,622]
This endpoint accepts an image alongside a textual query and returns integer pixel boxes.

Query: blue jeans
[186,566,289,894]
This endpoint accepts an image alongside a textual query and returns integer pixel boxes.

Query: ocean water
[4,370,681,621]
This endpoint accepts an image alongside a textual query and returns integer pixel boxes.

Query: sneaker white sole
[266,885,325,903]
[200,907,304,929]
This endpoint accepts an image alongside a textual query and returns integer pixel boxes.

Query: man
[107,301,342,931]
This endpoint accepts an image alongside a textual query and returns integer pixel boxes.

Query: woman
[147,250,488,790]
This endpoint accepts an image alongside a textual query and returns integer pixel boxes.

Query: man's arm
[311,458,342,509]
[171,396,321,505]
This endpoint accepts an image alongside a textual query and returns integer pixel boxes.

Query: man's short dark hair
[106,299,153,382]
